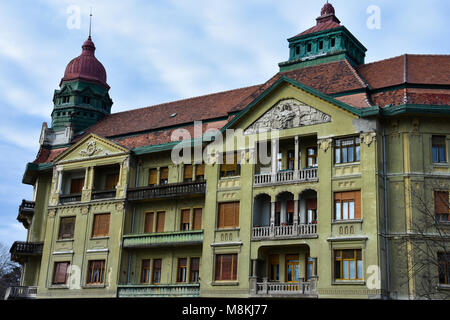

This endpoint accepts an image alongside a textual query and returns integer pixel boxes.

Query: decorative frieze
[360,132,376,146]
[244,99,331,135]
[318,138,333,151]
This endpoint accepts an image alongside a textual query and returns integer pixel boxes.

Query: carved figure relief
[244,99,331,134]
[79,141,103,157]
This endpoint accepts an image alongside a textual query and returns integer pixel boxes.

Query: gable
[54,134,129,164]
[244,98,331,135]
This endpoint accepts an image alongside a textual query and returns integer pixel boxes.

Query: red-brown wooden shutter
[193,208,202,230]
[156,211,165,232]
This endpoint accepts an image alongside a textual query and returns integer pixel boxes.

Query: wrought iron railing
[91,189,116,200]
[10,241,43,257]
[59,193,82,204]
[5,286,38,299]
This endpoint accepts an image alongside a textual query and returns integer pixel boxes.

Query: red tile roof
[292,20,341,38]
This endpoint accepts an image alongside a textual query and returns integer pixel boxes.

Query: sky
[0,0,449,247]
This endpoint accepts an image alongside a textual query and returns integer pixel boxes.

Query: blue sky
[0,0,449,247]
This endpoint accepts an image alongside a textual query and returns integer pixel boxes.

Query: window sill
[90,236,110,240]
[211,281,239,286]
[56,238,74,242]
[437,284,450,291]
[332,219,363,224]
[332,280,365,285]
[215,228,240,232]
[48,284,69,289]
[83,284,106,289]
[334,162,360,167]
[219,176,240,180]
[432,163,449,167]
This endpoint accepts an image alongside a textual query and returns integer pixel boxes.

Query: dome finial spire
[88,7,92,39]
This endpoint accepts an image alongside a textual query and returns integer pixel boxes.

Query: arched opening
[298,189,318,224]
[253,194,271,227]
[275,192,295,226]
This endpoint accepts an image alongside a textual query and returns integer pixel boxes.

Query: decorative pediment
[53,134,129,163]
[244,98,331,135]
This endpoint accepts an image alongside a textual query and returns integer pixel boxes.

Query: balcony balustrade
[91,189,116,200]
[123,230,204,248]
[252,223,317,240]
[127,181,206,201]
[254,168,318,186]
[251,278,317,297]
[10,241,43,257]
[4,286,38,300]
[59,193,82,204]
[117,283,200,298]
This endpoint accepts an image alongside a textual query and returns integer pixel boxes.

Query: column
[56,169,63,194]
[293,197,299,234]
[270,200,276,236]
[294,136,300,179]
[271,139,278,181]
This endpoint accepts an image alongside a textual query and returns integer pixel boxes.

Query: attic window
[83,96,91,104]
[295,46,300,55]
[307,43,312,52]
[62,96,70,103]
[170,113,177,118]
[331,38,336,47]
[319,41,323,50]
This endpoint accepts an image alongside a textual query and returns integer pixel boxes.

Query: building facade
[7,3,450,300]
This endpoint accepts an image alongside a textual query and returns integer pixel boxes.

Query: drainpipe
[126,162,139,284]
[382,127,391,298]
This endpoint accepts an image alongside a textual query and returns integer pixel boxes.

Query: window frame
[86,260,106,285]
[177,258,188,283]
[58,216,76,240]
[334,249,363,281]
[432,136,447,164]
[217,202,240,229]
[334,136,361,165]
[91,213,111,238]
[214,253,238,282]
[438,253,450,285]
[52,261,70,285]
[190,257,200,283]
[140,259,151,284]
[434,191,449,223]
[334,191,361,221]
[152,259,162,284]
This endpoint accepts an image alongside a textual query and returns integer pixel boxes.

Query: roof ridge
[343,59,368,88]
[361,53,450,68]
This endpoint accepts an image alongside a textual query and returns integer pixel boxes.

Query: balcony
[118,283,200,298]
[4,286,37,300]
[251,278,317,298]
[254,168,318,187]
[252,224,317,240]
[17,200,35,229]
[123,230,204,248]
[127,181,206,201]
[10,241,43,263]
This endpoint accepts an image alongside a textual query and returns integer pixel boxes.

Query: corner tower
[279,2,367,72]
[50,35,112,135]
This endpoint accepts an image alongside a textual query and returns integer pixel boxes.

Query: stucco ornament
[244,99,331,134]
[79,141,103,157]
[318,138,333,151]
[360,132,377,146]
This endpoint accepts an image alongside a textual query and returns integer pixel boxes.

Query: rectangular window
[438,253,450,285]
[331,38,336,47]
[177,258,187,283]
[286,255,300,283]
[220,152,241,178]
[148,169,158,186]
[287,200,294,225]
[435,191,449,222]
[92,213,110,238]
[307,198,318,224]
[334,191,361,220]
[58,216,76,240]
[215,254,238,281]
[195,164,205,181]
[105,173,119,190]
[180,209,190,231]
[334,249,363,281]
[217,202,240,229]
[288,150,295,170]
[193,208,203,230]
[268,254,279,281]
[277,152,283,171]
[307,147,318,167]
[152,259,162,284]
[52,261,70,285]
[306,257,316,280]
[156,211,165,233]
[319,41,324,50]
[432,136,447,163]
[140,259,151,283]
[190,258,200,283]
[86,260,105,285]
[335,137,360,164]
[183,165,193,182]
[160,167,169,185]
[144,212,154,233]
[70,178,84,194]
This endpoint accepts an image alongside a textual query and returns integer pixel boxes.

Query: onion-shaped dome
[321,2,335,16]
[60,36,109,88]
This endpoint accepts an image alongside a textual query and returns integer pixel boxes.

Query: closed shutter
[53,262,69,284]
[218,202,239,228]
[215,254,237,281]
[105,173,119,190]
[435,191,450,214]
[193,208,202,230]
[183,165,193,182]
[287,200,295,213]
[144,212,154,233]
[58,217,75,239]
[156,211,165,232]
[160,167,169,183]
[180,209,190,230]
[92,213,110,237]
[307,198,317,210]
[70,178,84,194]
[148,169,158,185]
[195,164,205,180]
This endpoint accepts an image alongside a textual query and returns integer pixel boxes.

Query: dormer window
[319,41,324,50]
[307,43,312,52]
[331,38,336,48]
[82,96,91,104]
[295,46,300,55]
[62,96,70,103]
